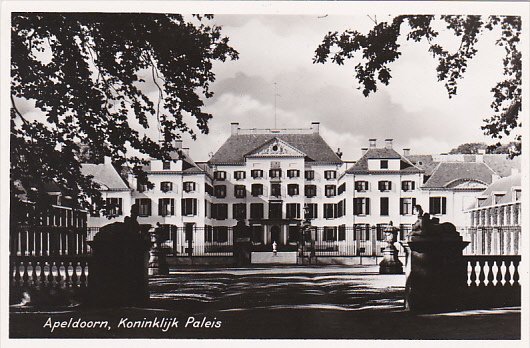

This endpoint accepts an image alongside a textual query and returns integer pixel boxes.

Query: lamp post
[379,221,404,274]
[299,204,313,263]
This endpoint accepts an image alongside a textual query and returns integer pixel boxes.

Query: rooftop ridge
[236,127,315,135]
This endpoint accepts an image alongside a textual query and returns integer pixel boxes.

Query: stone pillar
[404,206,470,312]
[379,223,403,274]
[233,220,252,266]
[148,225,170,276]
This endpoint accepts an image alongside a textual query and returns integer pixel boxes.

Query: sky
[15,14,510,163]
[182,14,508,162]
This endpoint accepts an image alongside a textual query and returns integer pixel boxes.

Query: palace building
[83,122,520,256]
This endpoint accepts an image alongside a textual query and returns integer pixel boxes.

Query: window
[251,169,263,179]
[136,198,152,217]
[233,203,247,220]
[402,181,415,192]
[271,184,281,197]
[163,161,171,170]
[214,171,226,181]
[287,169,300,178]
[137,181,147,193]
[429,197,447,215]
[325,185,336,197]
[400,198,417,215]
[338,225,346,241]
[514,189,521,201]
[234,171,246,180]
[158,198,175,216]
[288,226,299,242]
[106,197,123,217]
[250,203,264,219]
[380,160,388,169]
[181,198,197,216]
[269,202,282,219]
[324,203,337,219]
[269,169,282,179]
[305,170,315,181]
[354,224,370,241]
[287,184,299,196]
[211,203,228,220]
[324,170,337,180]
[378,181,392,192]
[324,227,337,241]
[337,200,345,217]
[286,203,301,219]
[376,224,388,240]
[212,226,228,243]
[355,181,369,192]
[306,203,318,219]
[380,197,389,216]
[305,185,317,198]
[353,198,370,216]
[160,181,173,193]
[205,183,213,196]
[183,181,196,193]
[214,185,226,198]
[338,183,346,195]
[251,183,263,197]
[234,185,246,198]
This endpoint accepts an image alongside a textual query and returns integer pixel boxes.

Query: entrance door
[271,225,281,245]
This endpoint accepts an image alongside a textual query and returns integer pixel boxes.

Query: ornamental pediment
[245,138,306,158]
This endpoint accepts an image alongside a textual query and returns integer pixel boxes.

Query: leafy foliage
[314,15,521,157]
[11,13,238,213]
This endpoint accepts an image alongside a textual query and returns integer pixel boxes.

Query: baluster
[22,260,29,286]
[14,259,21,286]
[80,260,87,288]
[39,260,47,286]
[56,261,64,288]
[47,260,55,287]
[504,259,512,288]
[469,259,477,287]
[486,259,495,287]
[495,260,503,287]
[71,261,79,287]
[512,258,520,287]
[477,259,486,287]
[31,259,38,286]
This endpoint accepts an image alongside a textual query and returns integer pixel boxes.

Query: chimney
[403,148,410,157]
[336,148,343,159]
[385,138,393,149]
[231,122,239,135]
[174,139,183,149]
[104,156,112,165]
[311,122,320,134]
[361,147,368,156]
[369,139,377,148]
[182,147,190,156]
[478,148,486,155]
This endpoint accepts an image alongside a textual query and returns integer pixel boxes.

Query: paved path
[10,265,520,339]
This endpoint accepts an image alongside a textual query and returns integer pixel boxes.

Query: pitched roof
[81,162,130,190]
[406,155,439,176]
[482,154,521,177]
[209,133,342,164]
[422,162,495,189]
[470,173,521,208]
[346,148,422,173]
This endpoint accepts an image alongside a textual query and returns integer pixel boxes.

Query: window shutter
[402,181,406,191]
[181,199,186,215]
[400,198,404,215]
[388,182,392,191]
[158,199,163,216]
[442,197,447,214]
[378,181,383,191]
[118,198,123,215]
[412,181,416,190]
[366,198,370,215]
[412,198,416,211]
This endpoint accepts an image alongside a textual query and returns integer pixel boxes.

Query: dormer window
[492,192,506,205]
[163,161,171,170]
[477,197,487,207]
[380,160,388,169]
[513,188,521,201]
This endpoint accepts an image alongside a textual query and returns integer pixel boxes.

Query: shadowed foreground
[10,265,520,339]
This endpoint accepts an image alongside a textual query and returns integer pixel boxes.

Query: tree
[313,15,521,157]
[11,13,238,213]
[449,142,487,154]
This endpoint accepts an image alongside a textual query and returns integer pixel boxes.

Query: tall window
[233,203,247,220]
[250,203,264,219]
[378,181,392,192]
[251,183,263,197]
[287,184,299,196]
[181,198,197,216]
[305,185,317,198]
[214,171,226,181]
[429,197,447,215]
[137,181,147,193]
[306,203,318,219]
[305,170,315,181]
[355,181,369,192]
[380,197,389,216]
[354,224,370,241]
[136,198,151,217]
[271,184,281,197]
[269,202,282,219]
[324,227,337,241]
[163,161,171,170]
[160,181,173,193]
[338,225,346,241]
[353,198,370,216]
[324,203,337,219]
[338,183,346,195]
[214,185,226,198]
[286,203,301,219]
[234,171,246,180]
[325,185,336,197]
[402,181,415,192]
[158,198,175,216]
[211,203,228,220]
[106,197,123,217]
[380,160,388,169]
[324,170,337,180]
[400,198,416,215]
[251,169,263,179]
[234,185,247,198]
[269,169,282,178]
[287,169,300,178]
[337,200,345,217]
[183,181,196,193]
[212,226,228,243]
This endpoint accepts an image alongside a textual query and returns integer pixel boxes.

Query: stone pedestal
[148,227,170,276]
[379,225,403,274]
[233,221,252,266]
[405,236,469,312]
